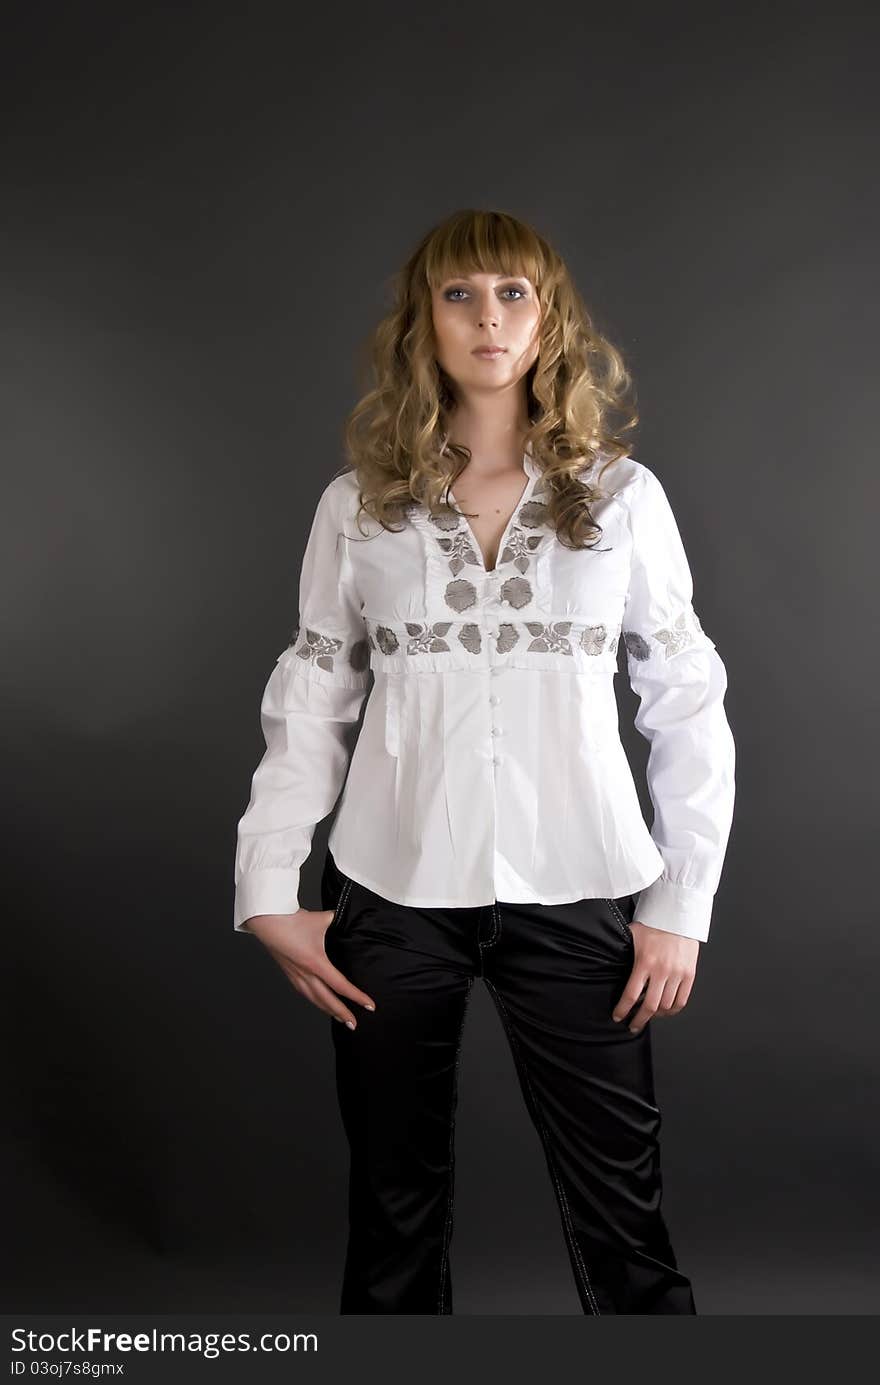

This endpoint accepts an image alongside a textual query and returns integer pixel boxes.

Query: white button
[491,726,501,737]
[489,694,501,705]
[492,756,501,767]
[490,628,500,638]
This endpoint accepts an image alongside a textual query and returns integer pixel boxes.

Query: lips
[472,347,506,356]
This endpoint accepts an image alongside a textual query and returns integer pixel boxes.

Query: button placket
[489,658,503,765]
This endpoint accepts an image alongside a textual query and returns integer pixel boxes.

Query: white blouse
[233,449,736,941]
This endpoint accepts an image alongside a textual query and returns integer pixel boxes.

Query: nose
[471,286,498,326]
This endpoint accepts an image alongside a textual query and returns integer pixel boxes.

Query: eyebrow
[439,273,529,284]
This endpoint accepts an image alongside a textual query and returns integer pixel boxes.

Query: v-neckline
[447,461,535,574]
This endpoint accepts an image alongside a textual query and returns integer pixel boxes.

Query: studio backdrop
[3,0,877,1319]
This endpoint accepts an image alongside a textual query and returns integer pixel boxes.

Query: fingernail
[364,1004,375,1011]
[345,1020,356,1030]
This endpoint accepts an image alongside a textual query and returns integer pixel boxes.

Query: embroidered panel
[366,617,621,661]
[287,624,370,675]
[405,472,554,619]
[623,608,706,662]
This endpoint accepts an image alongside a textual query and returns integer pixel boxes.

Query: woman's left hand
[612,923,700,1034]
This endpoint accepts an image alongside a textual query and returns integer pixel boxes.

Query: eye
[442,283,529,302]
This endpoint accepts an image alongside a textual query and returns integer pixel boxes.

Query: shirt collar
[523,444,541,480]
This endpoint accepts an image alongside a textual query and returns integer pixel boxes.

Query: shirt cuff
[234,867,302,932]
[634,876,715,942]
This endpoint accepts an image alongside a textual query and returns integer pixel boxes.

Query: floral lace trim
[368,618,620,658]
[411,483,553,615]
[287,607,705,672]
[623,609,705,662]
[287,625,370,675]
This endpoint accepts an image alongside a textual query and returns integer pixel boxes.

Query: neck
[443,399,531,474]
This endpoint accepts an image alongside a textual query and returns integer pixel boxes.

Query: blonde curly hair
[337,207,639,550]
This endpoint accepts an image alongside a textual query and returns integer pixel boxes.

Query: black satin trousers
[320,849,697,1316]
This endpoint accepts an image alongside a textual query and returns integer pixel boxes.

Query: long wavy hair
[338,207,639,550]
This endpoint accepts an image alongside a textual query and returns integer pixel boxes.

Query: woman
[232,208,736,1315]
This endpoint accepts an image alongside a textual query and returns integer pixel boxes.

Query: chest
[349,477,633,638]
[447,470,532,572]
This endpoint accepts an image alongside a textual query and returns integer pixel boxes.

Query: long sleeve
[621,465,736,942]
[233,478,371,932]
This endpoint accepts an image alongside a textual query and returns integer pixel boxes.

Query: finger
[612,966,648,1024]
[306,973,362,1028]
[282,965,355,1025]
[653,975,684,1017]
[270,934,377,1013]
[671,973,695,1013]
[315,954,377,1012]
[628,973,667,1034]
[273,955,314,998]
[273,956,364,1028]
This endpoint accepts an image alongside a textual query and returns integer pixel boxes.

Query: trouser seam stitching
[605,897,632,942]
[333,878,354,933]
[437,976,473,1315]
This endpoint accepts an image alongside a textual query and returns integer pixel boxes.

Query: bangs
[422,209,546,290]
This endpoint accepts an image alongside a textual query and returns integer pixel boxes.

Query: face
[431,270,542,397]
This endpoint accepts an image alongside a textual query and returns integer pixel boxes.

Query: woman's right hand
[243,909,376,1030]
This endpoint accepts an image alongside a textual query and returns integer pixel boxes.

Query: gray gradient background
[3,2,877,1315]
